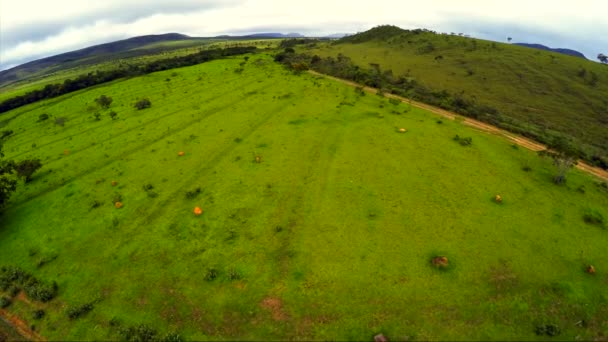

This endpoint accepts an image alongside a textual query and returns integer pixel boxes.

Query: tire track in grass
[7,82,274,209]
[5,74,257,159]
[133,95,301,228]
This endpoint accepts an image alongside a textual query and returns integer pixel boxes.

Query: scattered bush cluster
[134,99,152,110]
[0,266,58,302]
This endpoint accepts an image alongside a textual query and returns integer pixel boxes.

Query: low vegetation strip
[0,46,256,114]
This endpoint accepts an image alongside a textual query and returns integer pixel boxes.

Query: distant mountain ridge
[0,33,197,86]
[513,43,586,59]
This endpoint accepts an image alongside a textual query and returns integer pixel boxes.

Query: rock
[111,181,118,187]
[586,265,596,274]
[374,334,388,342]
[495,195,502,203]
[432,256,449,268]
[255,155,262,163]
[178,151,185,156]
[194,206,203,216]
[115,202,123,209]
[398,128,407,133]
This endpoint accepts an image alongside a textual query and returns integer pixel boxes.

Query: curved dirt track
[308,70,608,181]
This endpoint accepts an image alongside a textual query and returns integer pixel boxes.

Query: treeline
[274,50,608,169]
[0,46,257,114]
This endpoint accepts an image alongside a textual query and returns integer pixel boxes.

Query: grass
[0,54,607,340]
[303,27,608,163]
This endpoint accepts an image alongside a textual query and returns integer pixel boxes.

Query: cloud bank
[1,0,607,70]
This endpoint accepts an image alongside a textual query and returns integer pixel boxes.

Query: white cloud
[1,0,607,69]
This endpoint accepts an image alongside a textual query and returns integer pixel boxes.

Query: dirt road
[308,70,608,181]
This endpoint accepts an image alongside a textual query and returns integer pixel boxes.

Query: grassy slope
[304,28,608,160]
[0,54,607,340]
[0,39,280,104]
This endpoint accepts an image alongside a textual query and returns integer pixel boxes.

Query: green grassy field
[301,27,608,164]
[0,39,280,104]
[1,53,607,340]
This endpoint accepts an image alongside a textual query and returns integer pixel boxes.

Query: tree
[598,53,608,64]
[0,142,17,210]
[134,99,151,110]
[14,159,42,182]
[95,95,113,109]
[539,137,578,184]
[507,37,512,43]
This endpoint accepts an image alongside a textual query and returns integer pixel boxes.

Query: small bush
[142,183,154,191]
[94,113,101,121]
[24,281,58,302]
[14,159,43,182]
[389,98,400,106]
[436,120,443,124]
[109,111,118,120]
[522,165,532,172]
[185,187,201,199]
[55,117,67,126]
[453,135,472,146]
[0,296,11,308]
[583,210,604,227]
[119,324,157,342]
[67,302,94,320]
[95,95,113,109]
[228,269,242,280]
[204,268,218,281]
[1,130,13,139]
[134,99,152,110]
[37,114,49,122]
[33,310,45,320]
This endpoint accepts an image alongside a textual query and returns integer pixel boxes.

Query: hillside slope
[0,33,203,86]
[303,26,608,166]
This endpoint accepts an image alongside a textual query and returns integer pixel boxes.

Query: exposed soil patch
[0,309,45,341]
[260,297,288,321]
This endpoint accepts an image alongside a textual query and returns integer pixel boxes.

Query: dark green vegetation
[0,51,606,340]
[289,26,608,169]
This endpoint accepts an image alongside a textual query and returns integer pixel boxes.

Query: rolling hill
[0,33,207,87]
[513,43,586,59]
[300,26,608,168]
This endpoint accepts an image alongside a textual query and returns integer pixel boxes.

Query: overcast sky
[1,0,607,70]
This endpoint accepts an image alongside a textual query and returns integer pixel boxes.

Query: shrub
[0,266,57,302]
[583,210,604,227]
[14,159,42,182]
[204,268,218,281]
[119,324,158,342]
[185,187,201,199]
[389,98,400,106]
[135,99,152,110]
[228,269,242,280]
[109,111,118,120]
[37,114,49,122]
[522,165,532,172]
[24,281,58,302]
[94,113,101,121]
[0,296,11,308]
[1,130,13,139]
[95,95,113,109]
[33,310,45,320]
[67,302,94,320]
[453,135,472,146]
[55,117,67,126]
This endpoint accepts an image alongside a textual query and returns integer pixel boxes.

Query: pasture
[1,53,607,340]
